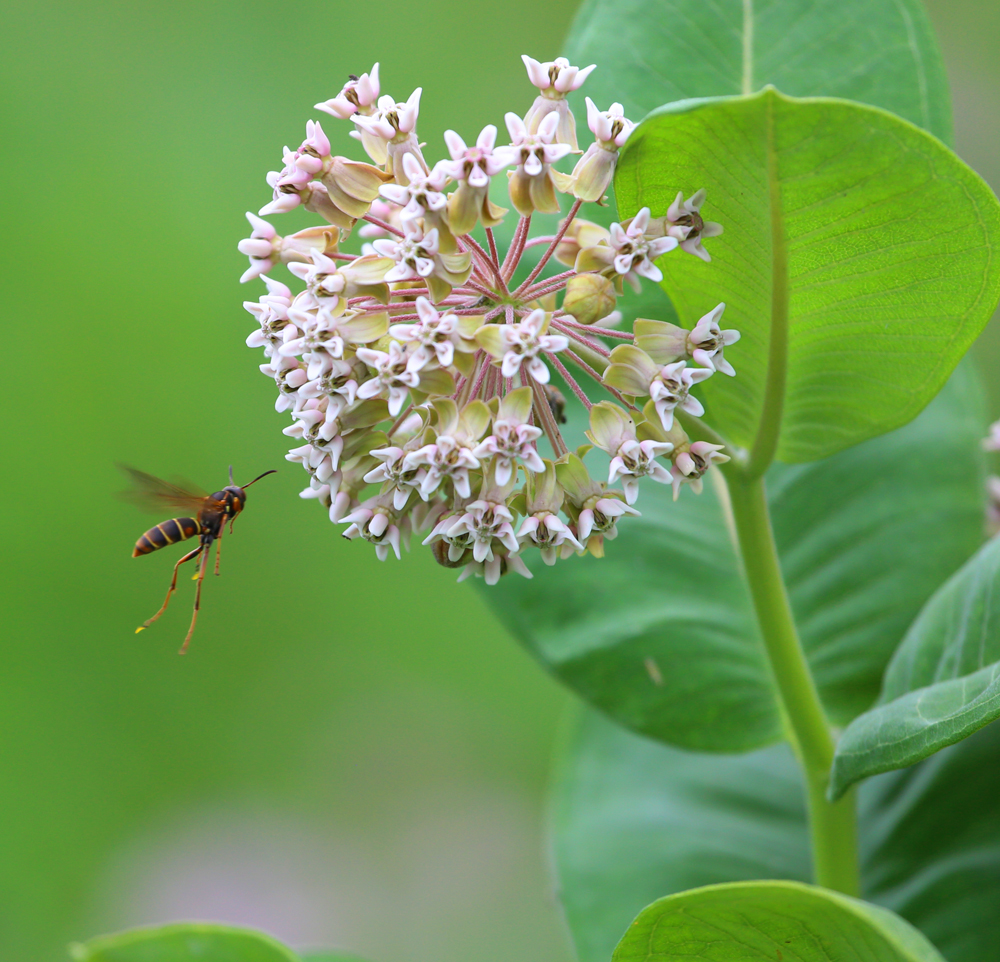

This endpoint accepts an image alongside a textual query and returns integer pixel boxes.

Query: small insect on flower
[121,466,276,654]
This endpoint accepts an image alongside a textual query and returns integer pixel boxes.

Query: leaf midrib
[746,91,789,477]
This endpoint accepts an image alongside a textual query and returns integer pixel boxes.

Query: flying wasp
[122,466,276,654]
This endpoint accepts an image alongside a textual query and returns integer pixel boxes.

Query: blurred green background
[0,2,997,960]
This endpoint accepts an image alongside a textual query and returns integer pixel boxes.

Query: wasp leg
[136,543,204,634]
[214,522,224,576]
[179,544,211,655]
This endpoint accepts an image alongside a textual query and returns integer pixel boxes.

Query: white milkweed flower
[586,401,674,505]
[262,359,309,413]
[441,124,517,188]
[373,225,438,281]
[354,90,422,141]
[635,190,725,262]
[405,434,481,499]
[440,498,520,564]
[389,296,462,371]
[522,55,596,95]
[516,460,584,564]
[315,64,381,119]
[291,120,332,176]
[244,277,293,353]
[286,433,344,483]
[341,498,403,561]
[687,302,741,375]
[352,89,425,178]
[456,550,533,585]
[378,152,449,226]
[283,398,343,444]
[356,341,421,415]
[238,212,279,282]
[607,207,679,289]
[553,98,634,203]
[295,357,360,412]
[521,55,596,150]
[287,249,348,315]
[649,361,714,431]
[577,495,640,541]
[474,309,569,383]
[423,464,532,584]
[517,512,583,564]
[670,441,731,499]
[370,224,474,302]
[364,446,424,511]
[603,346,714,431]
[472,388,545,486]
[280,308,347,372]
[666,189,725,261]
[403,398,490,499]
[506,110,573,176]
[439,124,516,234]
[505,111,573,216]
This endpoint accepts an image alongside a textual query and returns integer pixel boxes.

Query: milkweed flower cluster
[238,55,736,583]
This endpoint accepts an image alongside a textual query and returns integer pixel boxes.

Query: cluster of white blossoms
[239,56,738,583]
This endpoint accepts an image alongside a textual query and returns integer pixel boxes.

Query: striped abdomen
[132,517,201,557]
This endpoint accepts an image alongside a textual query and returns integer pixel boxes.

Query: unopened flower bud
[554,218,612,268]
[562,272,617,325]
[634,319,690,365]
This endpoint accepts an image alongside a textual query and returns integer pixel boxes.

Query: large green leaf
[485,367,985,751]
[613,881,944,962]
[553,709,1000,962]
[69,923,301,962]
[830,534,1000,798]
[615,89,1000,463]
[565,0,951,144]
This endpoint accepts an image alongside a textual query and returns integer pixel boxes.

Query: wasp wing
[117,465,213,514]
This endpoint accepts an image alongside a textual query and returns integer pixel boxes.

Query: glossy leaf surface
[486,369,985,751]
[69,923,301,962]
[554,710,1000,962]
[831,535,1000,797]
[565,0,951,143]
[615,89,1000,463]
[613,881,944,962]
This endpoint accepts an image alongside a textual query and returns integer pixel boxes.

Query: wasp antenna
[241,469,277,489]
[229,464,234,485]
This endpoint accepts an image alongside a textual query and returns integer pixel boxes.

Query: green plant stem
[726,473,860,896]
